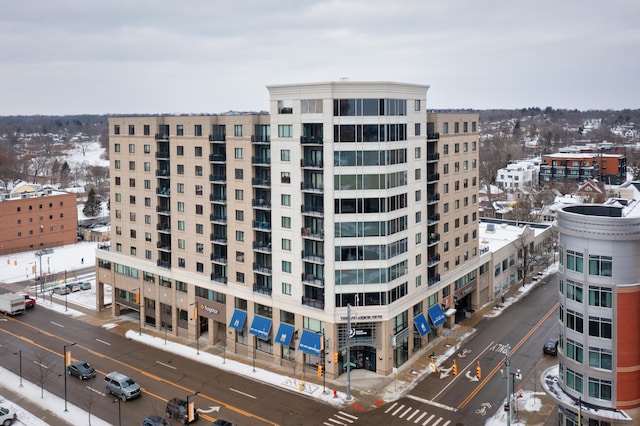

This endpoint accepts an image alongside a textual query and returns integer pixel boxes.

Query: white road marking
[229,387,256,399]
[155,360,176,369]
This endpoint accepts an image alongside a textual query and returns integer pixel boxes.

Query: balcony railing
[209,233,228,244]
[210,194,227,203]
[427,132,440,140]
[301,182,324,192]
[300,136,323,145]
[210,255,228,264]
[252,156,271,165]
[428,274,441,286]
[301,159,323,168]
[253,263,272,275]
[427,233,441,245]
[253,221,272,231]
[209,154,226,162]
[209,174,227,183]
[156,187,171,196]
[157,260,171,269]
[302,274,325,287]
[156,224,171,233]
[427,173,440,183]
[253,283,273,296]
[302,296,324,310]
[427,152,440,162]
[252,178,271,187]
[302,251,324,263]
[210,214,227,224]
[155,169,170,177]
[252,199,271,209]
[427,254,441,267]
[210,274,228,284]
[155,151,170,158]
[208,134,226,142]
[253,242,272,252]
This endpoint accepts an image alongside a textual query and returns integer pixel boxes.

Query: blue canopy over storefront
[275,323,295,346]
[298,330,321,356]
[428,304,446,327]
[229,310,247,330]
[413,313,431,336]
[249,315,273,340]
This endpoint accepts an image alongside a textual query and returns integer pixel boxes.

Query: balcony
[210,274,228,284]
[209,174,226,183]
[209,194,227,204]
[301,182,324,193]
[301,159,323,168]
[252,156,271,165]
[302,274,324,287]
[427,193,440,204]
[427,152,440,162]
[210,254,228,265]
[156,187,171,196]
[427,173,440,183]
[155,133,170,141]
[251,134,270,144]
[157,260,171,269]
[252,199,271,209]
[428,274,441,286]
[209,233,228,244]
[300,136,323,145]
[253,242,272,253]
[302,251,324,263]
[252,178,271,188]
[209,154,226,162]
[427,233,441,246]
[208,134,226,142]
[301,228,324,240]
[427,132,440,140]
[157,242,171,252]
[253,221,272,231]
[301,205,324,217]
[210,214,227,224]
[155,151,170,159]
[253,263,273,275]
[156,169,170,177]
[302,296,324,310]
[156,224,171,233]
[427,254,441,267]
[427,214,441,225]
[156,206,170,214]
[253,283,273,296]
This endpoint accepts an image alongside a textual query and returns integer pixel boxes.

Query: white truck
[0,293,25,316]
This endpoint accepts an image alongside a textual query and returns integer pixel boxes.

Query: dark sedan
[67,361,96,379]
[543,337,559,355]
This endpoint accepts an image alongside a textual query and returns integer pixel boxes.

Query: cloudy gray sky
[1,0,638,115]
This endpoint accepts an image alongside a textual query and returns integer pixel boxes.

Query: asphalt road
[0,305,337,425]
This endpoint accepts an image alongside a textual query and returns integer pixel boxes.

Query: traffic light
[317,364,323,377]
[135,292,140,304]
[504,404,510,412]
[452,360,458,376]
[333,351,339,363]
[476,362,482,379]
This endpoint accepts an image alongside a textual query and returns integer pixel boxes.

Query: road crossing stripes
[323,410,358,426]
[384,401,451,426]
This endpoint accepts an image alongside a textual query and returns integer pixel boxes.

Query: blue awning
[428,304,446,327]
[275,323,295,346]
[298,330,321,356]
[249,315,272,340]
[413,313,431,336]
[229,310,247,330]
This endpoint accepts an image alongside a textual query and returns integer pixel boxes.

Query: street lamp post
[112,398,122,426]
[13,350,22,387]
[190,302,199,355]
[135,287,141,335]
[186,391,200,424]
[63,342,76,411]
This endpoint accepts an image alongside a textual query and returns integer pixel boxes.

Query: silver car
[104,371,141,401]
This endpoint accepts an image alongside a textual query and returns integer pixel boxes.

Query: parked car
[67,361,96,380]
[0,405,17,425]
[22,294,36,309]
[543,337,559,355]
[104,371,141,401]
[142,415,170,426]
[67,284,81,292]
[166,397,198,424]
[78,281,92,290]
[53,285,70,295]
[211,420,235,426]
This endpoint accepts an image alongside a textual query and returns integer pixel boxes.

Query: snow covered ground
[0,239,559,425]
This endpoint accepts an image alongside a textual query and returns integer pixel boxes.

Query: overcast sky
[1,0,638,115]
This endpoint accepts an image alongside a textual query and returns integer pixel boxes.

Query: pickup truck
[0,293,26,316]
[22,294,36,309]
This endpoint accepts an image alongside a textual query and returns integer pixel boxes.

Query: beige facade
[96,82,482,378]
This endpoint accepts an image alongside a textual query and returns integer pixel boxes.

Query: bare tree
[29,350,56,398]
[83,387,99,426]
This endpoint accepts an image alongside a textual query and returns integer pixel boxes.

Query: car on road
[78,281,92,290]
[66,283,81,292]
[53,285,70,295]
[0,405,17,425]
[104,371,141,401]
[211,420,235,426]
[67,361,96,380]
[142,415,170,426]
[166,397,198,424]
[543,337,559,355]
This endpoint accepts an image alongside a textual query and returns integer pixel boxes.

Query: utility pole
[346,304,352,401]
[505,344,511,426]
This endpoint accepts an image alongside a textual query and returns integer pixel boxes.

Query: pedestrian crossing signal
[333,351,338,363]
[452,361,458,375]
[317,364,323,377]
[476,362,481,379]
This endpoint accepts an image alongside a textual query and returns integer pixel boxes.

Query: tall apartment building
[96,81,480,377]
[543,182,640,424]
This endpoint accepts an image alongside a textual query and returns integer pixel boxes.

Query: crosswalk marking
[442,420,451,426]
[385,402,398,413]
[423,414,435,425]
[334,411,357,423]
[406,408,420,421]
[324,410,358,426]
[399,406,413,418]
[392,404,406,416]
[414,412,427,423]
[432,418,443,426]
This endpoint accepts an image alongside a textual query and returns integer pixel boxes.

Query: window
[234,148,243,159]
[195,185,203,195]
[115,160,120,169]
[195,204,203,215]
[236,231,244,242]
[282,239,291,251]
[589,255,612,276]
[281,150,290,161]
[236,210,244,221]
[130,212,136,221]
[414,99,421,111]
[282,282,292,295]
[278,100,293,114]
[236,251,245,262]
[129,161,135,171]
[443,144,448,155]
[463,142,468,152]
[129,195,136,205]
[588,316,612,339]
[566,280,583,302]
[281,194,291,206]
[194,124,202,137]
[278,125,293,138]
[235,189,244,200]
[130,247,137,256]
[115,193,122,202]
[442,123,449,134]
[588,378,612,401]
[177,164,184,174]
[177,183,184,193]
[177,202,185,212]
[415,147,421,158]
[415,190,421,202]
[195,165,203,176]
[454,143,459,153]
[566,309,584,333]
[234,124,243,137]
[281,172,291,183]
[566,338,583,363]
[281,216,291,228]
[589,347,612,370]
[178,220,185,231]
[588,286,612,308]
[128,143,135,153]
[236,272,245,283]
[177,146,184,156]
[235,169,243,180]
[143,125,150,136]
[178,239,186,249]
[282,261,292,273]
[144,162,151,172]
[177,124,184,136]
[414,168,421,180]
[415,211,421,223]
[196,262,204,273]
[114,142,120,151]
[145,215,151,224]
[566,250,584,272]
[145,232,152,242]
[195,224,204,234]
[129,178,135,188]
[196,243,204,253]
[145,250,152,260]
[443,164,449,174]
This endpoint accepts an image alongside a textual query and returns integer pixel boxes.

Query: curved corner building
[545,184,640,424]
